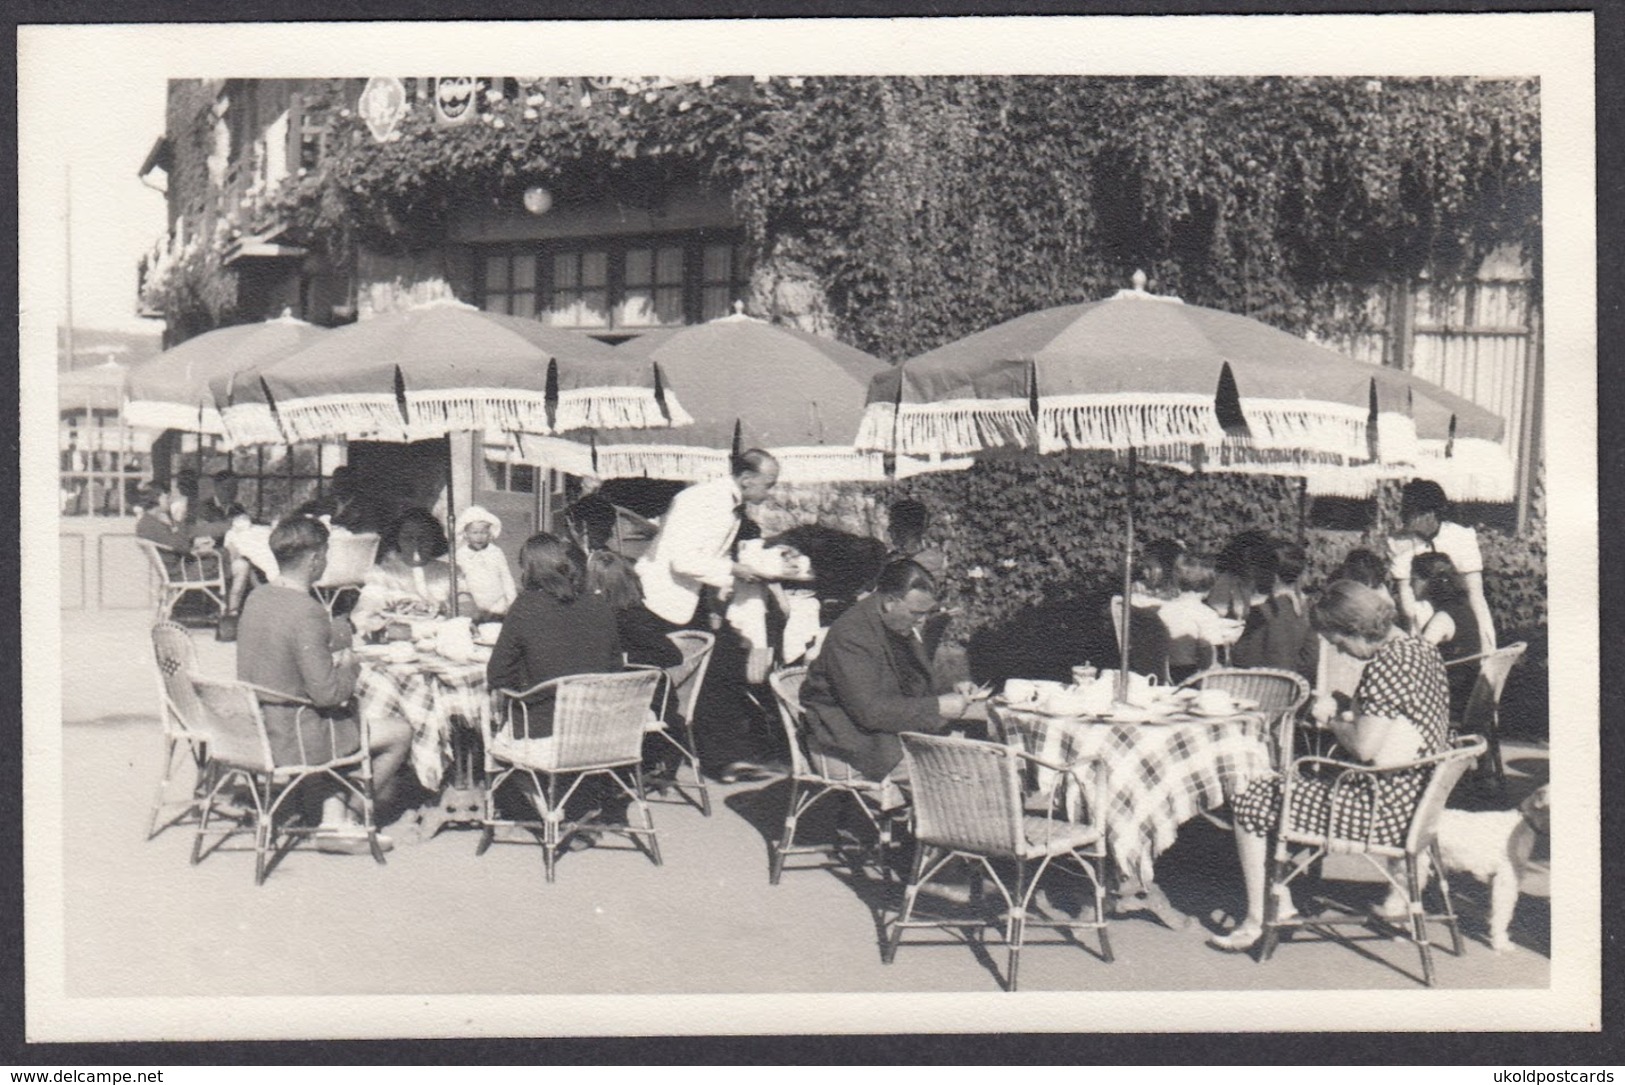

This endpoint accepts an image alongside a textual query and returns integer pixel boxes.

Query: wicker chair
[766,665,908,885]
[885,732,1114,992]
[1177,667,1311,770]
[480,669,666,883]
[312,531,381,615]
[148,622,214,838]
[643,630,716,817]
[1446,642,1527,791]
[1259,734,1486,986]
[138,539,227,624]
[187,676,385,885]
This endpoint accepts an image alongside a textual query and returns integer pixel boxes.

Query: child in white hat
[454,505,517,619]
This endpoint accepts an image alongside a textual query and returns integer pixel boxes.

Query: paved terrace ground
[55,609,1549,998]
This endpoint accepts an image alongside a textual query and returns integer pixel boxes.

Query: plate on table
[1103,705,1155,724]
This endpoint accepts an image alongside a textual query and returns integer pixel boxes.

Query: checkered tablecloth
[994,705,1274,882]
[356,657,492,791]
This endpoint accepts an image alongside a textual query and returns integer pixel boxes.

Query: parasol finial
[1131,269,1147,293]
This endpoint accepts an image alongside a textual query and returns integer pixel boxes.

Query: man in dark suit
[801,559,984,784]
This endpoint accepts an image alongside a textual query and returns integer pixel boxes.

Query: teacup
[1195,689,1236,715]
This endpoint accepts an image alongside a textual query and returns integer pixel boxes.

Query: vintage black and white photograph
[19,13,1598,1041]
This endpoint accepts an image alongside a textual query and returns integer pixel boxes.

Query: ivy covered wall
[282,75,1539,362]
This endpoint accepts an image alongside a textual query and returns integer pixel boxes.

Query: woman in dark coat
[487,533,623,739]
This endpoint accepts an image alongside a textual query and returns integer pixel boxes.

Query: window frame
[475,229,748,331]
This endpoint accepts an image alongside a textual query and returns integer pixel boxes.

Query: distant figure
[454,505,517,619]
[350,507,455,635]
[134,485,223,580]
[585,548,682,669]
[1231,539,1317,683]
[1386,479,1497,649]
[1156,551,1243,682]
[1409,550,1484,719]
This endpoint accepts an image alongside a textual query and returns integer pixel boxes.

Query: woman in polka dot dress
[1209,579,1451,952]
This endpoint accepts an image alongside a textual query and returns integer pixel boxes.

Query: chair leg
[884,843,932,964]
[147,735,180,840]
[1259,851,1285,962]
[190,773,217,866]
[541,776,559,884]
[1427,842,1464,955]
[1093,857,1114,964]
[682,720,711,817]
[1006,858,1028,992]
[253,779,275,887]
[771,778,801,885]
[632,766,661,867]
[1486,710,1507,793]
[361,776,387,866]
[1406,855,1436,986]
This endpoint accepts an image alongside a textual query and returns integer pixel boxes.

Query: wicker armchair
[1176,667,1311,770]
[187,676,384,885]
[480,668,666,882]
[1259,734,1486,986]
[885,732,1113,992]
[644,630,716,816]
[1446,642,1527,791]
[766,665,909,885]
[138,539,227,624]
[148,622,214,838]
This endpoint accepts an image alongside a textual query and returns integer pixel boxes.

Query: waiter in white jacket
[636,449,781,781]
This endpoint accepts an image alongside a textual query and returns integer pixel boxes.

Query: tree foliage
[285,75,1540,358]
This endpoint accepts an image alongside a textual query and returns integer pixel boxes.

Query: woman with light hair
[1209,578,1451,952]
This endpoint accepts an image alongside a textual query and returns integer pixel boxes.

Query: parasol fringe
[274,394,413,443]
[124,399,227,436]
[1188,436,1516,502]
[1237,400,1370,460]
[552,387,692,434]
[857,398,1038,456]
[405,390,555,435]
[1038,395,1223,453]
[219,402,287,447]
[506,437,894,484]
[1374,411,1420,464]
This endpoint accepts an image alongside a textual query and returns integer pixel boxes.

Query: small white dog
[1424,785,1550,951]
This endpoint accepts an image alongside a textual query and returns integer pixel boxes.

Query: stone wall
[754,481,888,540]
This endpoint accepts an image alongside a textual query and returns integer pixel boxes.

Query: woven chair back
[189,676,276,772]
[136,539,173,584]
[1403,735,1488,854]
[1461,642,1527,732]
[546,669,665,771]
[768,666,812,778]
[900,732,1025,858]
[1196,667,1310,767]
[664,631,716,725]
[314,531,380,590]
[151,622,205,737]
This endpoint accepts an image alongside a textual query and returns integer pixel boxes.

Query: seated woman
[349,507,456,637]
[585,548,682,669]
[1230,539,1318,683]
[486,533,623,739]
[1410,551,1484,720]
[1209,579,1450,951]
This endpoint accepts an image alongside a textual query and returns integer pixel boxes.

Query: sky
[52,77,170,339]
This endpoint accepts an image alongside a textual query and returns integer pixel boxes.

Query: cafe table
[354,644,494,838]
[989,696,1275,893]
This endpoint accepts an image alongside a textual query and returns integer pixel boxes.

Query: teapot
[1097,669,1163,707]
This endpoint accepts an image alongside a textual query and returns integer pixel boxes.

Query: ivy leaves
[277,74,1539,362]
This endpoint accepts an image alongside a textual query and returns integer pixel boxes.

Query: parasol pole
[1118,445,1136,705]
[445,442,460,617]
